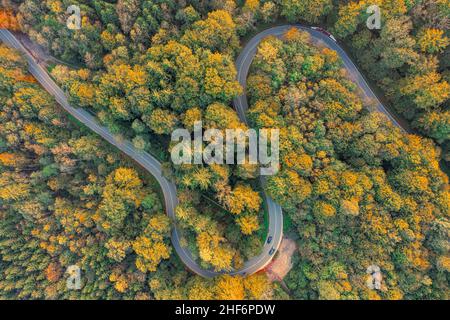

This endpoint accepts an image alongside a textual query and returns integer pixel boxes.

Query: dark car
[267,236,273,244]
[311,26,337,42]
[268,247,275,255]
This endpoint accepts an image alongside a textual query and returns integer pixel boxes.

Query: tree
[247,28,449,300]
[105,239,131,262]
[243,273,270,299]
[280,0,333,23]
[197,231,235,271]
[223,184,261,215]
[181,10,239,53]
[417,28,449,54]
[133,214,172,273]
[144,108,179,135]
[203,52,243,103]
[399,72,450,110]
[333,2,365,38]
[0,9,20,30]
[260,2,278,23]
[415,110,450,142]
[97,168,144,232]
[236,214,260,235]
[267,170,312,211]
[204,103,245,130]
[116,0,141,34]
[0,45,173,299]
[215,275,245,300]
[186,277,215,300]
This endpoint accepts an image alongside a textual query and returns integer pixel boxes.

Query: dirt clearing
[266,237,297,282]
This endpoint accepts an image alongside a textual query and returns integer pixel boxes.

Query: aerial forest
[0,0,448,300]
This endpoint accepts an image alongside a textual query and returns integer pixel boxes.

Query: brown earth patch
[265,237,296,282]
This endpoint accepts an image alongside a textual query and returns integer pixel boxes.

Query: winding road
[1,24,407,278]
[234,25,408,132]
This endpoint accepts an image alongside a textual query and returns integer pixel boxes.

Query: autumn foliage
[1,0,448,301]
[0,9,20,31]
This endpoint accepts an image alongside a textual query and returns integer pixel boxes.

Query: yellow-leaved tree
[215,275,245,300]
[133,214,172,273]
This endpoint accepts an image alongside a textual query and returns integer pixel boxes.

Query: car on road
[311,26,337,42]
[267,236,273,244]
[268,247,275,255]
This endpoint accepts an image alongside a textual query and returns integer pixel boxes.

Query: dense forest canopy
[248,28,448,299]
[0,0,448,300]
[0,43,275,300]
